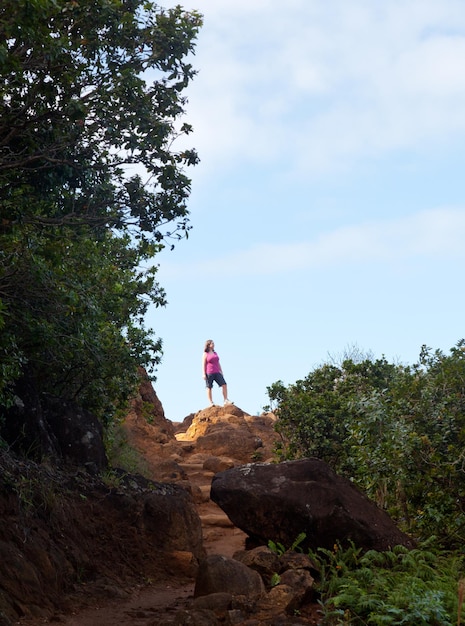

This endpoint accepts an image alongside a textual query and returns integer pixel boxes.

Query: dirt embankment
[3,403,321,625]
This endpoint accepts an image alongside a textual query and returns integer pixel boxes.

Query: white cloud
[161,207,465,278]
[168,0,465,178]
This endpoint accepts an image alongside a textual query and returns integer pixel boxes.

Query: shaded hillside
[0,378,284,625]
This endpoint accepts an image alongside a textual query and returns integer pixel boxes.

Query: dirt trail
[53,452,248,626]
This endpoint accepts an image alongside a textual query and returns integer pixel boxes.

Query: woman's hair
[204,339,214,352]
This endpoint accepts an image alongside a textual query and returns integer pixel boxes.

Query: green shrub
[310,543,463,625]
[105,420,149,478]
[267,341,465,548]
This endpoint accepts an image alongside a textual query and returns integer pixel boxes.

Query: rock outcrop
[175,404,278,463]
[210,457,416,552]
[120,368,184,483]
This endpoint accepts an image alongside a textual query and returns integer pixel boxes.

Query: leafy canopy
[0,0,202,420]
[267,341,465,548]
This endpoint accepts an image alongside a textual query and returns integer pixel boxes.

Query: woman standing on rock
[203,340,233,408]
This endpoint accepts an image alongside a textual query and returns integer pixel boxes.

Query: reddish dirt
[55,515,247,626]
[15,407,321,625]
[14,428,248,625]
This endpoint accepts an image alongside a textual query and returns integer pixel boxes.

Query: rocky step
[178,462,211,473]
[200,513,235,528]
[181,469,215,487]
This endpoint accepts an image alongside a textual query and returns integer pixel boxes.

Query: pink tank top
[205,351,221,374]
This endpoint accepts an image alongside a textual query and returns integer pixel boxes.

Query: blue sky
[146,0,465,421]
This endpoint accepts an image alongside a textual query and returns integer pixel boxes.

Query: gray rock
[211,457,415,552]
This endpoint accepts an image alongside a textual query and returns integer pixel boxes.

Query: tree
[267,342,465,547]
[267,356,398,472]
[0,1,202,423]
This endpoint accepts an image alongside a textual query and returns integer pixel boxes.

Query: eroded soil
[13,408,321,625]
[15,426,249,625]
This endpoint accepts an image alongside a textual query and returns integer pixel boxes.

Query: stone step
[180,469,214,482]
[199,484,211,497]
[200,513,234,528]
[178,462,206,472]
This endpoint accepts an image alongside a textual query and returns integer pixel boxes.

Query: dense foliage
[311,542,464,625]
[0,0,201,421]
[267,341,465,548]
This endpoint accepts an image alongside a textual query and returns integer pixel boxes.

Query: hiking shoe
[224,399,233,406]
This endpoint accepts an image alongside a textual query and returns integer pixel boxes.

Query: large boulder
[210,458,415,552]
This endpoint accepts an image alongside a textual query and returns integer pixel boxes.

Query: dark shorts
[206,372,226,389]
